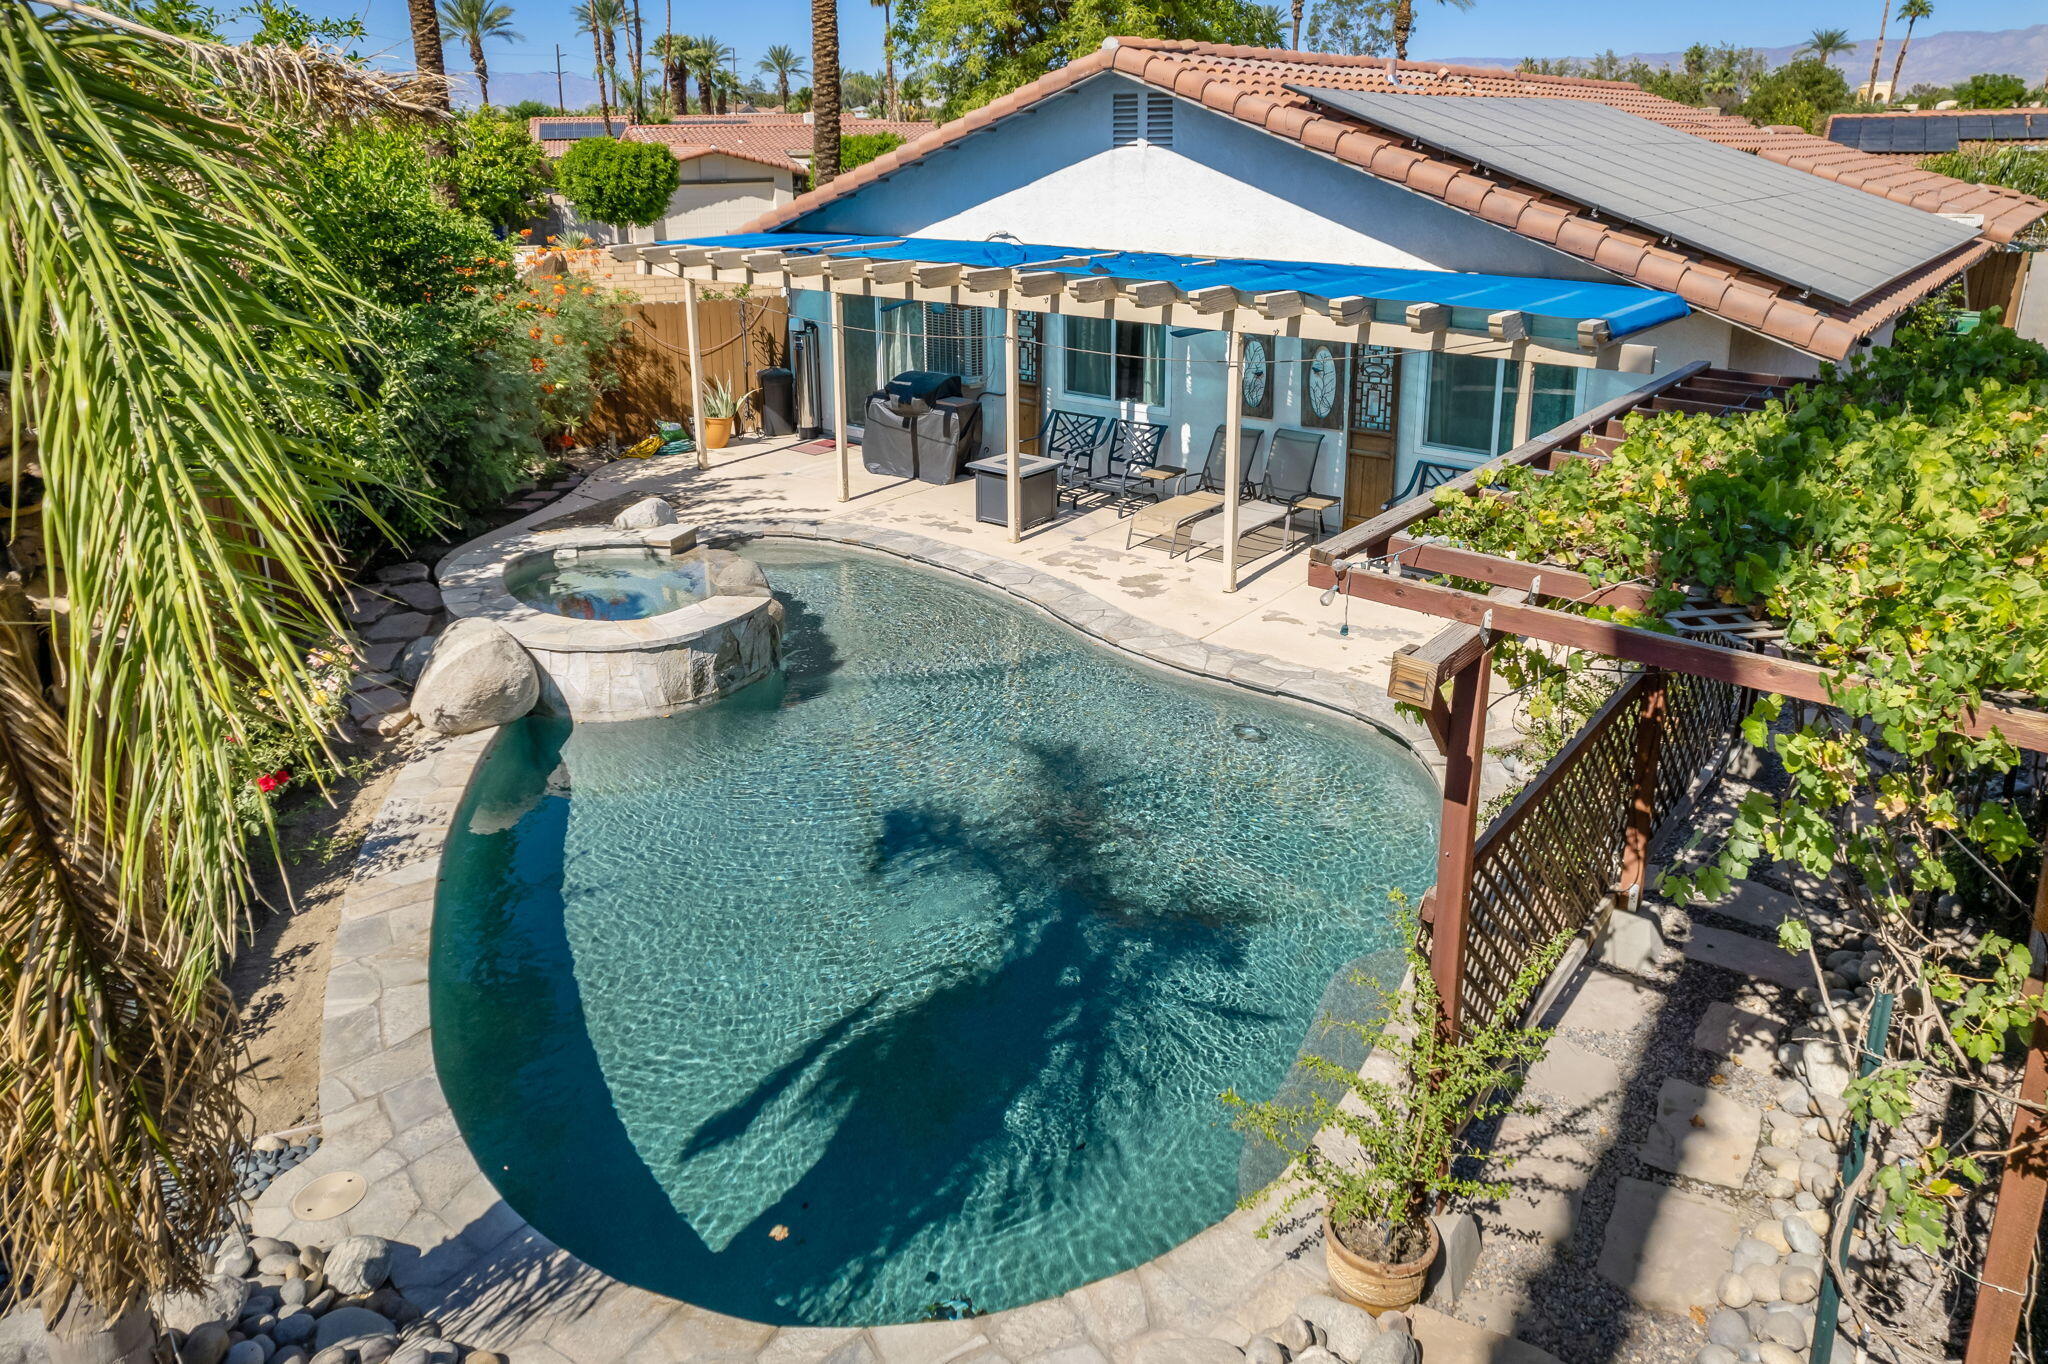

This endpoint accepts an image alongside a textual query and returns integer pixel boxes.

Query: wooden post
[1963,844,2048,1364]
[1618,668,1669,908]
[1223,326,1245,592]
[1004,298,1023,541]
[1431,650,1492,1040]
[830,290,850,503]
[684,279,708,470]
[1511,348,1538,449]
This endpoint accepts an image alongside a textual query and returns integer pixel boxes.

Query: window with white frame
[1423,354,1579,457]
[1063,317,1164,406]
[880,301,988,382]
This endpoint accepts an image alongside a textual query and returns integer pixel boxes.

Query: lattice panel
[1430,666,1745,1030]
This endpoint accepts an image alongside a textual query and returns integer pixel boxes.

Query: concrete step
[1595,1176,1741,1316]
[1683,924,1812,991]
[1691,1001,1787,1073]
[1639,1077,1762,1188]
[1409,1305,1566,1364]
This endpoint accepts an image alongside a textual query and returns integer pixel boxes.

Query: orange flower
[529,326,543,340]
[519,227,534,238]
[551,334,564,345]
[529,356,547,372]
[552,283,568,296]
[542,382,557,393]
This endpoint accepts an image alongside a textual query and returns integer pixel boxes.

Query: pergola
[610,231,1685,590]
[1310,362,2048,1364]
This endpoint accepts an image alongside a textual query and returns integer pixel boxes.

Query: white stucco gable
[792,73,1612,283]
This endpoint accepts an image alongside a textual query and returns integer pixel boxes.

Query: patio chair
[1085,418,1170,511]
[1256,428,1338,538]
[1123,425,1266,556]
[1386,458,1472,509]
[1036,409,1107,505]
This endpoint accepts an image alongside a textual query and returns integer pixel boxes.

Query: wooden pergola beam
[1310,562,2048,752]
[1067,275,1120,303]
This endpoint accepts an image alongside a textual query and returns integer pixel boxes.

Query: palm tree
[405,0,448,107]
[1803,27,1854,65]
[1,4,422,1359]
[757,43,805,111]
[1289,0,1301,48]
[624,0,647,122]
[438,0,520,109]
[870,0,898,118]
[687,34,734,114]
[653,31,691,113]
[1388,0,1472,62]
[813,0,840,183]
[1866,2,1892,98]
[1891,0,1934,97]
[575,0,624,132]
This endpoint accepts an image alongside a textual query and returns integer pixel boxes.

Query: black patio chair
[1385,458,1473,509]
[1036,409,1107,505]
[1085,418,1170,511]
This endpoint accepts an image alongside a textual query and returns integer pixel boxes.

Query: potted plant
[699,378,744,450]
[1224,902,1563,1313]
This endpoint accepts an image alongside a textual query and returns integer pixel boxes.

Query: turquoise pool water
[507,547,711,620]
[433,542,1439,1327]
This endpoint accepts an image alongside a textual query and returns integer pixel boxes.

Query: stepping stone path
[1640,1079,1762,1188]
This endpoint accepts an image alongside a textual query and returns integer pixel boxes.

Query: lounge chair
[1085,418,1170,510]
[1386,458,1473,509]
[1124,425,1266,556]
[1180,427,1327,558]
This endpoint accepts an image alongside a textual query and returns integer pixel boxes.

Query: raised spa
[433,543,1439,1327]
[505,546,712,621]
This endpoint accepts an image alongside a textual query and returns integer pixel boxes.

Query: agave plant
[0,3,426,1356]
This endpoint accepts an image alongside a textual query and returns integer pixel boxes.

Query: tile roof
[738,39,2047,359]
[533,114,935,173]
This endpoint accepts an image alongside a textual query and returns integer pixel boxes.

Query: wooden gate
[590,294,789,443]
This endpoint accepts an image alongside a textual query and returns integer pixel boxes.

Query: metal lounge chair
[1085,418,1170,510]
[1037,409,1107,505]
[1124,425,1266,556]
[1386,458,1473,509]
[1256,428,1338,539]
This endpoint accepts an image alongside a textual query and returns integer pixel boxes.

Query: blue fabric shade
[654,231,1690,339]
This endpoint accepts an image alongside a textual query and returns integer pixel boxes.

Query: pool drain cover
[291,1171,366,1221]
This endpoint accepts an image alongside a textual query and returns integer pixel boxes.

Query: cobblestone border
[251,523,1453,1363]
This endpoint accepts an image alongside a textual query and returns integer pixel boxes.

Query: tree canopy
[894,0,1282,116]
[556,135,680,226]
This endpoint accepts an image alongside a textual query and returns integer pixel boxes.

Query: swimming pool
[433,541,1438,1327]
[505,546,712,620]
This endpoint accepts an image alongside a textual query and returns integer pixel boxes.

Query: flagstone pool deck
[244,438,1824,1363]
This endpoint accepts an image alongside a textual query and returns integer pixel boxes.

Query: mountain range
[1426,23,2048,94]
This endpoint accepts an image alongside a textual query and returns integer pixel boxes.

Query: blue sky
[263,1,2045,87]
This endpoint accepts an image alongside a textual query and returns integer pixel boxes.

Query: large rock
[156,1275,248,1335]
[395,636,437,686]
[611,496,677,530]
[324,1235,395,1296]
[1801,1039,1856,1101]
[313,1307,395,1351]
[1296,1293,1377,1362]
[698,548,772,599]
[411,621,538,736]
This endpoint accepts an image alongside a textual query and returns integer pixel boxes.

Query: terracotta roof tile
[734,39,2041,358]
[553,114,934,175]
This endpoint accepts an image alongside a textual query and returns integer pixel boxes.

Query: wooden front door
[1343,345,1400,528]
[1016,310,1044,453]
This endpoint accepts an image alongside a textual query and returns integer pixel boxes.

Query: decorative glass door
[1343,346,1400,528]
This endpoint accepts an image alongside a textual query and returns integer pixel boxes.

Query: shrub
[839,131,906,172]
[452,112,552,231]
[556,137,680,227]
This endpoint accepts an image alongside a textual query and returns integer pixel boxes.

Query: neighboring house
[614,39,2045,525]
[529,114,934,244]
[1827,107,2048,154]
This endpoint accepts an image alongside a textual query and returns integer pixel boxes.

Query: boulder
[324,1236,395,1296]
[411,621,538,736]
[1356,1333,1419,1364]
[699,548,771,599]
[157,1275,249,1335]
[395,636,437,687]
[313,1307,395,1350]
[611,496,677,530]
[362,611,432,643]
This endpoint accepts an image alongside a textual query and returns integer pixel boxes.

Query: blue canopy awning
[651,231,1690,340]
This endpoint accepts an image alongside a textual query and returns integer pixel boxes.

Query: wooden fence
[1437,665,1749,1029]
[588,294,789,445]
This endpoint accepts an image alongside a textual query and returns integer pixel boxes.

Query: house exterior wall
[789,74,1608,280]
[537,155,796,245]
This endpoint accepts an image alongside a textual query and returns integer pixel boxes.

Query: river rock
[1753,1220,1793,1255]
[280,1279,310,1309]
[1717,1272,1754,1308]
[1783,1215,1824,1257]
[1758,1346,1803,1364]
[257,1252,301,1277]
[354,1337,401,1364]
[611,496,677,530]
[273,1307,317,1347]
[314,1306,395,1350]
[1732,1238,1781,1273]
[214,1245,256,1278]
[395,636,437,686]
[1781,1267,1822,1305]
[224,1341,269,1364]
[1295,1293,1377,1363]
[179,1323,231,1364]
[1763,1311,1809,1349]
[1243,1340,1288,1364]
[1276,1316,1316,1353]
[1696,1348,1738,1364]
[1740,1262,1782,1303]
[1706,1308,1751,1348]
[1801,1040,1855,1100]
[411,621,537,736]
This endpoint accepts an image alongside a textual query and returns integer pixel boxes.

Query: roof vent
[1113,91,1174,148]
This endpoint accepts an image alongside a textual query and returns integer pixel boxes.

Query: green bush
[1740,58,1851,132]
[556,137,680,227]
[839,131,906,172]
[452,112,552,231]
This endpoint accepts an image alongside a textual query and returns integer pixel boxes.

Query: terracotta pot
[704,416,733,450]
[1323,1215,1438,1315]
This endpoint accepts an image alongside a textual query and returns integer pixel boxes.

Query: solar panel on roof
[1291,89,1980,305]
[536,120,613,139]
[1958,116,1994,141]
[1992,114,2031,139]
